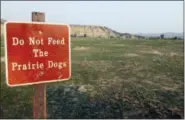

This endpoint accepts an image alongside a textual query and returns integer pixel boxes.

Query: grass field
[0,38,184,119]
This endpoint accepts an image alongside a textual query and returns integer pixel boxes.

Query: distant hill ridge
[0,18,144,39]
[1,19,183,39]
[137,33,183,39]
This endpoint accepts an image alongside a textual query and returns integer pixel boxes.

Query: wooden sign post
[4,11,71,119]
[32,12,47,119]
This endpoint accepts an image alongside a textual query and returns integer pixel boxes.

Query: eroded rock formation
[1,19,145,39]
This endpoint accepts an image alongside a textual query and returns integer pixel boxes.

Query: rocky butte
[0,18,145,39]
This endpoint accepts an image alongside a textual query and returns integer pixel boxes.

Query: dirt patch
[143,80,158,86]
[140,50,181,57]
[162,86,178,91]
[80,60,113,71]
[152,50,163,55]
[114,44,125,47]
[168,52,178,57]
[124,53,139,57]
[73,46,90,51]
[78,84,94,93]
[140,50,163,55]
[1,57,5,62]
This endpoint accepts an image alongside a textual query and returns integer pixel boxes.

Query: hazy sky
[1,1,183,33]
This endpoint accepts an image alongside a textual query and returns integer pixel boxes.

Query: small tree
[110,36,114,38]
[160,34,164,39]
[74,34,77,37]
[173,36,177,40]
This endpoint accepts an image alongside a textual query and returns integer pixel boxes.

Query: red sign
[4,21,71,87]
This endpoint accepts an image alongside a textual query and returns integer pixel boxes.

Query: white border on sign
[4,21,71,87]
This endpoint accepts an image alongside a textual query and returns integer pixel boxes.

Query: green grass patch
[0,38,184,119]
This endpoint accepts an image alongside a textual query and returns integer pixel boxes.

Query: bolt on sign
[4,21,71,87]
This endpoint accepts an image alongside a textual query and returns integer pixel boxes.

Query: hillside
[137,33,184,39]
[70,24,118,38]
[1,19,145,39]
[70,25,146,39]
[2,19,182,40]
